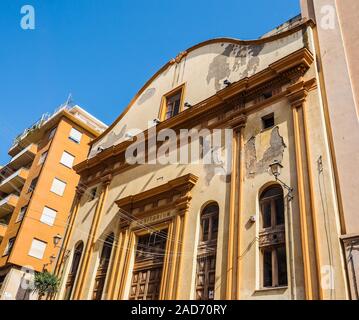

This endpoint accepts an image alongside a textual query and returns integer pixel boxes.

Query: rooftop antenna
[65,93,74,108]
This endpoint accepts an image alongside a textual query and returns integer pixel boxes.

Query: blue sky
[0,0,300,164]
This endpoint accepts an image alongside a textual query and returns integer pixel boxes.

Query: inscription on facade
[131,211,173,229]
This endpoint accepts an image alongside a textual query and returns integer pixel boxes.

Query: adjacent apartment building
[0,104,107,300]
[53,10,356,300]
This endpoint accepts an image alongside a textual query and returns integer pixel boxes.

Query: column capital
[175,195,192,213]
[101,174,113,186]
[286,80,313,108]
[75,185,86,197]
[118,212,132,231]
[228,114,247,132]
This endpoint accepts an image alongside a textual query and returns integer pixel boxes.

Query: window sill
[253,286,288,294]
[50,191,64,197]
[68,137,80,144]
[60,163,73,169]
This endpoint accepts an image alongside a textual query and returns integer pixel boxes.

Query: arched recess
[195,202,219,300]
[92,233,114,300]
[258,184,288,288]
[64,241,84,300]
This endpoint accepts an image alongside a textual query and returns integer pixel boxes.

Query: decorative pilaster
[73,175,112,300]
[287,82,321,300]
[159,222,174,299]
[159,196,191,300]
[166,214,182,299]
[173,200,191,299]
[55,185,85,277]
[104,224,122,299]
[226,114,247,300]
[117,231,135,299]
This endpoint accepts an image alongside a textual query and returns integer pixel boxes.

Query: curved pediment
[90,20,311,158]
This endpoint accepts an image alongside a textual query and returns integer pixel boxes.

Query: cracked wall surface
[245,126,286,178]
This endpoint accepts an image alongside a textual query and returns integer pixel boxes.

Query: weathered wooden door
[129,231,167,300]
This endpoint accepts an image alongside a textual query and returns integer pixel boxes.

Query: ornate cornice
[115,173,198,210]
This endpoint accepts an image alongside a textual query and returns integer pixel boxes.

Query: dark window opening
[262,202,272,228]
[263,249,273,287]
[277,246,288,286]
[263,91,273,99]
[89,188,97,201]
[27,177,38,193]
[262,246,287,288]
[262,113,275,129]
[259,186,287,288]
[3,237,15,256]
[164,91,182,120]
[196,203,219,300]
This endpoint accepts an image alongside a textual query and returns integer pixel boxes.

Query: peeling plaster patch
[245,127,286,178]
[203,142,229,185]
[138,88,156,105]
[206,43,265,91]
[206,44,232,91]
[245,136,257,178]
[203,163,229,186]
[90,124,128,157]
[240,44,265,78]
[232,45,248,72]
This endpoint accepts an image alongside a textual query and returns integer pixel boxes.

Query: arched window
[92,233,114,300]
[64,241,84,300]
[195,203,219,300]
[259,185,287,288]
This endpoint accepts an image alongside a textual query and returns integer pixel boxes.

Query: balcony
[9,114,49,157]
[0,194,18,216]
[8,144,37,170]
[0,223,7,239]
[0,168,29,194]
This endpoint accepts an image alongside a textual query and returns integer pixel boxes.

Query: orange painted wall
[0,114,96,272]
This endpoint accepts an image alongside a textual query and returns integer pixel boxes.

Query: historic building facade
[55,16,351,300]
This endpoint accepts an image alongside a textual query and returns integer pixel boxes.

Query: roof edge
[90,18,315,147]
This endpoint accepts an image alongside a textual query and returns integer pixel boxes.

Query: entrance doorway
[129,230,168,300]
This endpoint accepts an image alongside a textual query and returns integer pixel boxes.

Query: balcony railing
[10,104,74,149]
[0,168,29,194]
[0,194,19,216]
[8,144,37,170]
